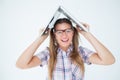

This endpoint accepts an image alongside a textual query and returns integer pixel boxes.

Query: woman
[16,18,115,80]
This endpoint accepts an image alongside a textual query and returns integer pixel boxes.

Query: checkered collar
[57,45,73,57]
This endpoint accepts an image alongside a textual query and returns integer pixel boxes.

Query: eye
[56,31,62,34]
[66,29,72,33]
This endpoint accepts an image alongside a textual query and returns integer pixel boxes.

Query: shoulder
[36,47,50,57]
[78,46,94,56]
[78,46,86,54]
[41,47,50,53]
[78,46,95,64]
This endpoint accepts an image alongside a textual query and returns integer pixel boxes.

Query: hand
[39,27,50,41]
[76,22,90,34]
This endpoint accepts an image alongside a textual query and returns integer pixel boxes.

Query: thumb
[39,28,44,34]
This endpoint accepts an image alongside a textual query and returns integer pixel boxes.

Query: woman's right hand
[39,28,50,42]
[16,27,50,69]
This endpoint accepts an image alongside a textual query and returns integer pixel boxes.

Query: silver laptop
[41,6,88,35]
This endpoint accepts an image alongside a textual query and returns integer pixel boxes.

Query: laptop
[41,6,88,36]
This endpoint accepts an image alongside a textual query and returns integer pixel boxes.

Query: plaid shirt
[36,46,94,80]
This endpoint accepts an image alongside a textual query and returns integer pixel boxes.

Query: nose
[62,31,67,38]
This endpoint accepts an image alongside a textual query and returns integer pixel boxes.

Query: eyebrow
[55,28,72,31]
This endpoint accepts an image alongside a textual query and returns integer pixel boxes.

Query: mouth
[61,39,69,43]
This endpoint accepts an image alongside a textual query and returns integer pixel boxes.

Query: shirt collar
[57,45,73,57]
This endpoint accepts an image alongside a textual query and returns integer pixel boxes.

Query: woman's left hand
[76,22,90,34]
[76,22,115,65]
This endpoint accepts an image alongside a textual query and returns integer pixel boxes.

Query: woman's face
[54,23,74,50]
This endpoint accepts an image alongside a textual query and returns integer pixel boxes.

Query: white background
[0,0,120,80]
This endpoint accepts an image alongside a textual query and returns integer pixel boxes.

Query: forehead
[55,23,71,30]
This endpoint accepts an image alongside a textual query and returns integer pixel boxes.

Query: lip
[61,39,69,43]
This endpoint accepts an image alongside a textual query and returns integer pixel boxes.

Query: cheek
[54,35,60,43]
[55,36,61,43]
[69,34,74,41]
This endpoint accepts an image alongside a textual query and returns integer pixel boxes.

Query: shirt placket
[62,51,72,80]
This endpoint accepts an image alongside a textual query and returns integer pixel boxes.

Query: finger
[81,22,89,27]
[39,28,45,34]
[76,25,82,32]
[80,22,90,31]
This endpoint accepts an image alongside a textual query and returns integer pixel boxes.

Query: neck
[59,46,69,52]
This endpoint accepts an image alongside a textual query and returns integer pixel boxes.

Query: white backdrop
[0,0,120,80]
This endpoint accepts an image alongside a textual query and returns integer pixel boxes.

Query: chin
[60,43,71,47]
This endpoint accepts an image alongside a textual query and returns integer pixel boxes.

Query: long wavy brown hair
[48,18,84,80]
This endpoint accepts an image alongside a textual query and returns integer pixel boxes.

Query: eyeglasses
[54,28,73,36]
